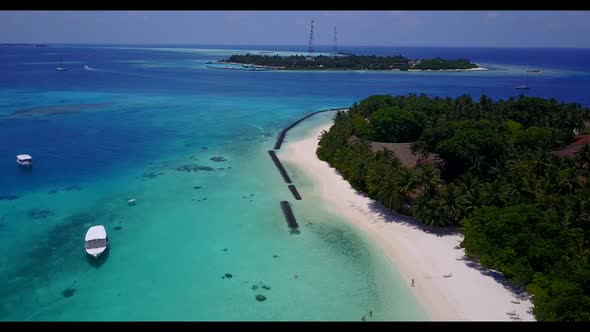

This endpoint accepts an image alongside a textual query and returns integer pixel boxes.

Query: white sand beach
[408,66,488,72]
[280,121,536,321]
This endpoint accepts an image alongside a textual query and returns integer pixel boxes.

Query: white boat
[516,73,529,89]
[85,225,108,259]
[84,65,90,70]
[56,56,67,71]
[16,154,32,167]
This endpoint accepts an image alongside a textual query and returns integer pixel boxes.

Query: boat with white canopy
[16,154,32,167]
[85,225,108,259]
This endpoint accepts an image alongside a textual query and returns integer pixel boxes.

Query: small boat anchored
[56,56,67,71]
[516,72,530,89]
[85,225,108,259]
[16,154,32,167]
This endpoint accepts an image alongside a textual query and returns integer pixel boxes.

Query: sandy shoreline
[216,61,488,72]
[279,121,535,321]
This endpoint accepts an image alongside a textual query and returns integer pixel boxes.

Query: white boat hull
[86,246,107,259]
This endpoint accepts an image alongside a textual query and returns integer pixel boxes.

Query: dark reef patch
[313,224,365,261]
[225,273,233,278]
[2,206,117,310]
[47,189,58,195]
[193,186,202,189]
[256,295,266,302]
[210,156,227,162]
[113,226,123,230]
[10,103,112,118]
[175,165,215,172]
[0,195,19,201]
[28,208,55,220]
[61,288,76,298]
[142,172,165,179]
[63,185,81,191]
[64,211,98,225]
[217,168,225,170]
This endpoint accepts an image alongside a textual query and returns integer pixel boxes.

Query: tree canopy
[317,93,590,321]
[223,54,478,71]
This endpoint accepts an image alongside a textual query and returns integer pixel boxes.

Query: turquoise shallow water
[1,45,590,321]
[0,103,424,321]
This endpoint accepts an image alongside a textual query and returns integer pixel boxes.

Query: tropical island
[220,54,480,71]
[313,94,590,321]
[0,43,48,47]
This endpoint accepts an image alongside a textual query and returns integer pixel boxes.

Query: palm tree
[442,183,464,223]
[457,172,479,192]
[333,110,346,123]
[378,171,404,210]
[558,167,581,195]
[367,152,396,197]
[397,168,418,198]
[414,163,443,199]
[488,159,510,180]
[380,148,402,170]
[468,155,488,178]
[575,144,590,169]
[536,192,561,210]
[481,179,514,207]
[456,173,482,216]
[458,186,482,217]
[412,196,453,227]
[531,151,554,178]
[347,143,373,191]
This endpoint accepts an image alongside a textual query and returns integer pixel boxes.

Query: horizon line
[4,42,590,50]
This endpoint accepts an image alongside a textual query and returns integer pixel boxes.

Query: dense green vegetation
[223,54,478,71]
[413,57,477,70]
[316,94,590,321]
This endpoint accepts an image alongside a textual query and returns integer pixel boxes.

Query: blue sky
[1,11,589,48]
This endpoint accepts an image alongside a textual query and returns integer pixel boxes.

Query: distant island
[220,54,481,71]
[0,43,48,47]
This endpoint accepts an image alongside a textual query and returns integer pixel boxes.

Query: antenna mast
[333,26,338,54]
[308,20,315,54]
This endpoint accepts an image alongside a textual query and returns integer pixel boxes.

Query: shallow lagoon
[1,45,589,320]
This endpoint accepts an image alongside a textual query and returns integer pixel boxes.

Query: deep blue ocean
[0,44,588,320]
